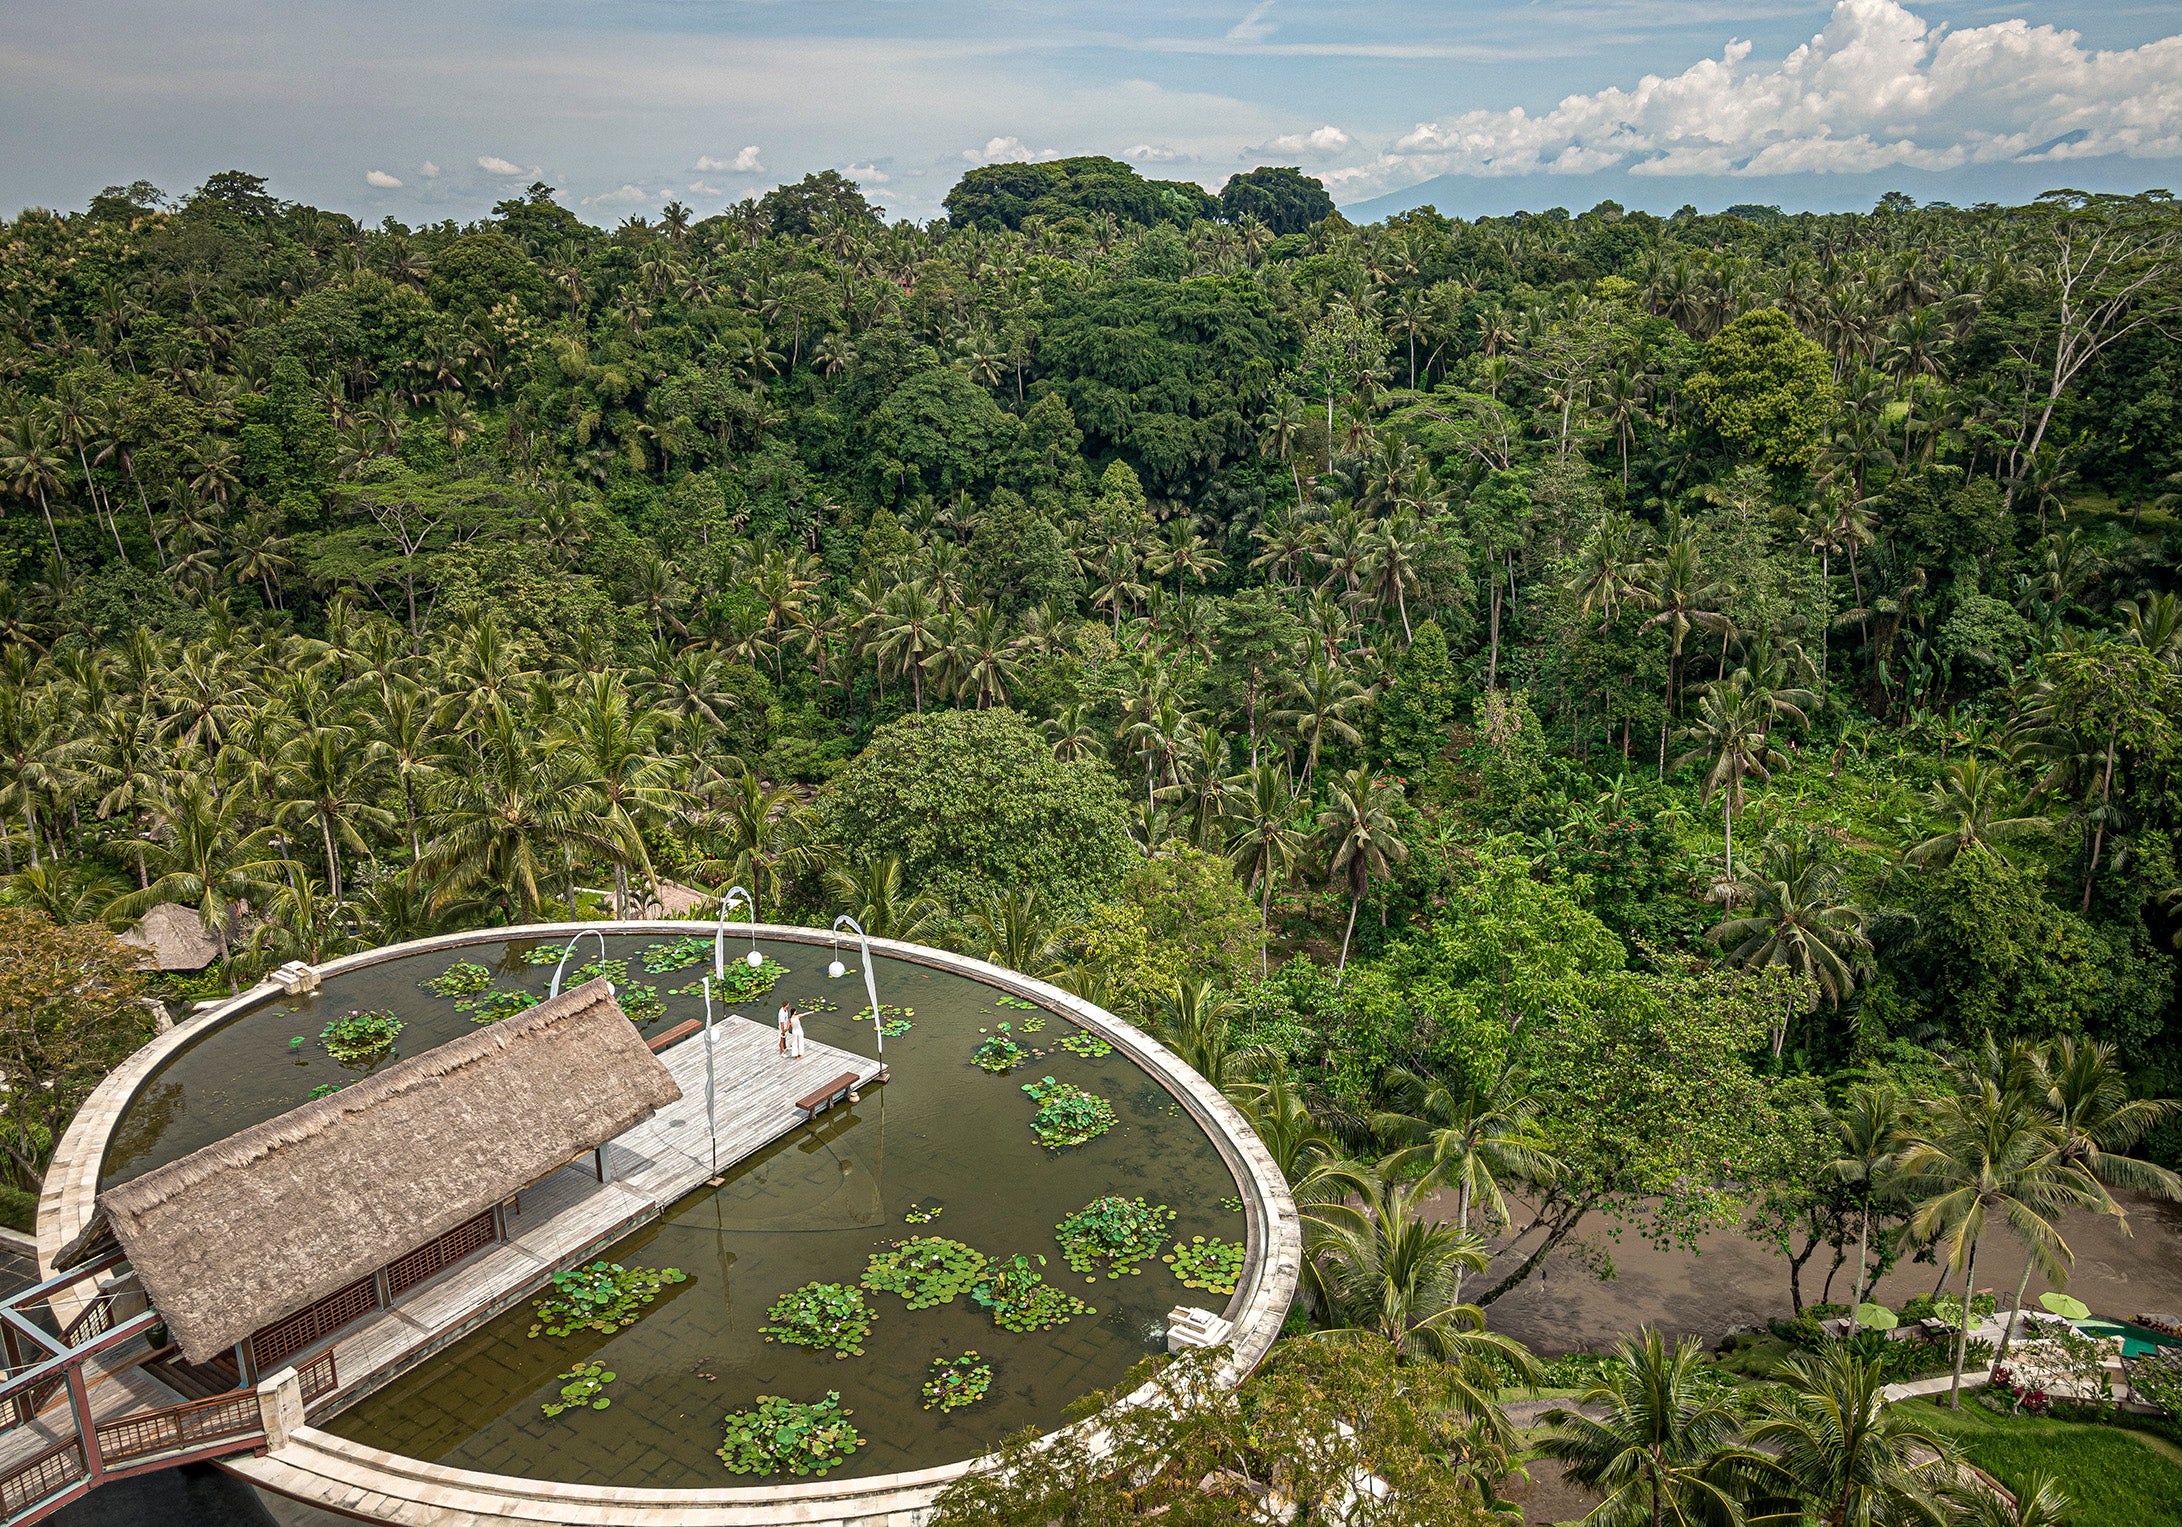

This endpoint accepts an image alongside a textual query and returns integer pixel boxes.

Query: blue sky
[2,0,2179,224]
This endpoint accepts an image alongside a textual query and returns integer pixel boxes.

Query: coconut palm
[1224,763,1307,975]
[1232,1068,1372,1212]
[1945,1474,2071,1527]
[1744,1346,1955,1526]
[272,720,394,904]
[0,862,128,925]
[1895,1078,2104,1408]
[550,673,685,916]
[1156,977,1274,1094]
[1275,653,1367,786]
[414,703,616,922]
[110,776,295,992]
[1711,831,1870,1057]
[1304,1173,1539,1419]
[1640,531,1729,774]
[1903,759,2045,869]
[823,854,944,944]
[1673,678,1787,875]
[1830,1082,1915,1337]
[969,885,1078,977]
[1315,765,1408,982]
[1373,1065,1560,1280]
[1535,1328,1770,1527]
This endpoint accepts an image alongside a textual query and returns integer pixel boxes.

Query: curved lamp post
[547,928,612,1000]
[713,886,761,980]
[828,914,886,1052]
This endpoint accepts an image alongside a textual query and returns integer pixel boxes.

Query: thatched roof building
[116,903,226,971]
[60,979,680,1364]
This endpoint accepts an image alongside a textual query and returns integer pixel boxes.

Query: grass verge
[1915,1395,2182,1527]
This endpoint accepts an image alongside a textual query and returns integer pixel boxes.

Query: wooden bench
[795,1071,861,1121]
[646,1019,702,1054]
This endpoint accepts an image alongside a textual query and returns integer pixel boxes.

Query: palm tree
[415,703,615,922]
[1304,1173,1538,1414]
[1535,1328,1769,1527]
[970,885,1077,977]
[1903,759,2045,869]
[1155,977,1274,1094]
[1316,766,1408,982]
[551,673,684,916]
[701,766,810,912]
[1946,1473,2071,1527]
[1896,1077,2103,1408]
[1569,510,1655,632]
[1,862,128,925]
[1829,1082,1914,1337]
[873,578,939,712]
[1672,679,1787,876]
[1745,1346,1955,1525]
[1042,701,1104,764]
[1640,533,1728,776]
[1711,831,1870,1057]
[272,721,394,904]
[822,854,943,943]
[110,776,294,992]
[0,410,67,560]
[1232,1067,1371,1211]
[1275,654,1366,786]
[1225,763,1306,976]
[1373,1065,1560,1291]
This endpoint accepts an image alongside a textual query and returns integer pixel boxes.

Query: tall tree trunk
[1846,1203,1872,1337]
[2082,724,2118,913]
[1949,1236,1980,1409]
[1997,1258,2037,1362]
[1335,891,1361,986]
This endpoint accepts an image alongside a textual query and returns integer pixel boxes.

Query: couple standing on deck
[776,1003,806,1059]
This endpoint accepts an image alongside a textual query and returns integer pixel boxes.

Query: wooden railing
[0,1440,82,1519]
[94,1390,259,1465]
[298,1349,338,1406]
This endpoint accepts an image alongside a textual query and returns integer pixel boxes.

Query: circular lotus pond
[101,932,1246,1487]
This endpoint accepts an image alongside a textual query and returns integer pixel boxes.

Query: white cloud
[1392,0,2182,180]
[364,169,403,188]
[581,184,667,207]
[419,161,440,179]
[689,180,722,195]
[1227,1,1278,44]
[1251,124,1351,158]
[698,146,765,173]
[963,135,1058,165]
[477,154,527,176]
[1125,143,1181,163]
[844,162,891,184]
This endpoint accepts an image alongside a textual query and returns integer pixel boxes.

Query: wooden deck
[296,1011,885,1416]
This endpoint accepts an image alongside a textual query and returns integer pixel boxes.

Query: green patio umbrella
[2039,1292,2091,1321]
[1854,1303,1899,1330]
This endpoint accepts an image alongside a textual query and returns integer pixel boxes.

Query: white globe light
[827,960,845,980]
[745,949,763,969]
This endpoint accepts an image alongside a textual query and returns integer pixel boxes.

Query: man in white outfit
[777,1004,792,1057]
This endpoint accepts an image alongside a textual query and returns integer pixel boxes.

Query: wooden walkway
[297,1012,885,1414]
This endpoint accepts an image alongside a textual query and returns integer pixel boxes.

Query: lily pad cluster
[1056,1030,1113,1059]
[1016,1014,1047,1032]
[860,1238,987,1310]
[853,1003,915,1037]
[1021,1076,1117,1149]
[973,1024,1025,1074]
[461,987,541,1024]
[528,1262,688,1337]
[541,1361,615,1417]
[320,1009,401,1063]
[425,960,492,997]
[904,1201,943,1225]
[1164,1236,1246,1295]
[717,1391,862,1476]
[761,1281,873,1358]
[971,1253,1095,1332]
[922,1352,993,1412]
[640,936,711,973]
[673,955,787,1003]
[305,1081,347,1100]
[1055,1196,1175,1278]
[995,995,1040,1011]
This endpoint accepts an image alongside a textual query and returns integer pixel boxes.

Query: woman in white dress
[788,1007,807,1059]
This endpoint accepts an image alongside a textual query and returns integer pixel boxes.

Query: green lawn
[1916,1398,2182,1527]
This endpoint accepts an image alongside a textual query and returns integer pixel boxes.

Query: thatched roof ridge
[69,979,679,1363]
[115,903,224,971]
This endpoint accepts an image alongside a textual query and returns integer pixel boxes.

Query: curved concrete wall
[42,923,1301,1525]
